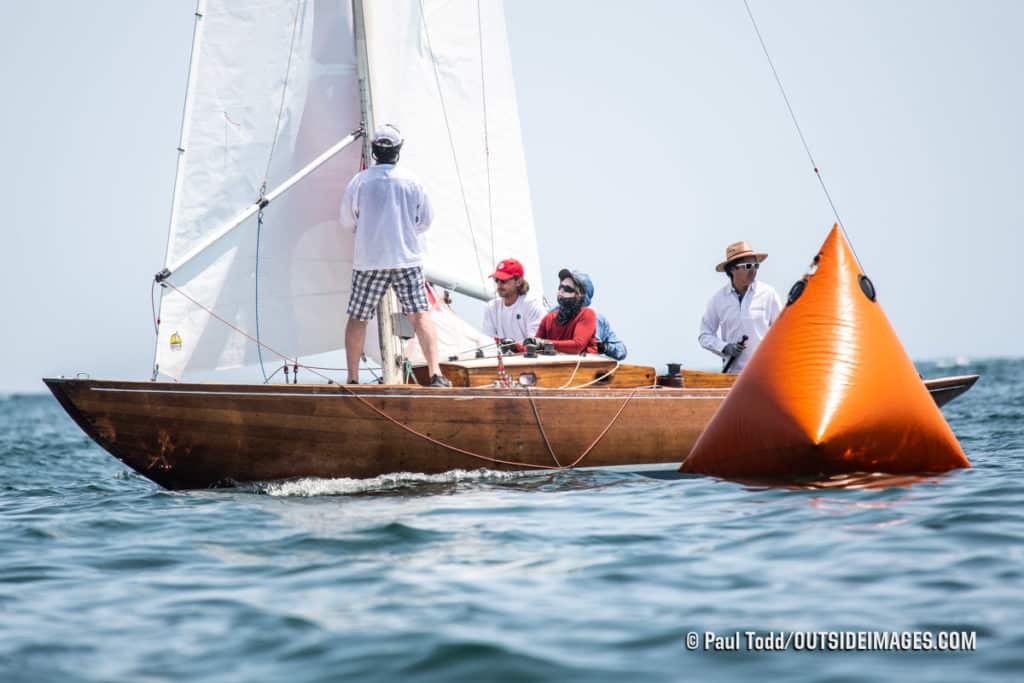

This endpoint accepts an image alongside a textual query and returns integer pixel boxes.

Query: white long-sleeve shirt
[482,294,548,340]
[339,164,434,270]
[698,280,783,373]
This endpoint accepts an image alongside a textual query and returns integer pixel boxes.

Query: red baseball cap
[491,258,524,281]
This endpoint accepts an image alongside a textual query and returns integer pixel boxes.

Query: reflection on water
[735,471,947,491]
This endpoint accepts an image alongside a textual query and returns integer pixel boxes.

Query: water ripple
[2,361,1022,681]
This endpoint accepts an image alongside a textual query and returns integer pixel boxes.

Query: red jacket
[535,308,598,354]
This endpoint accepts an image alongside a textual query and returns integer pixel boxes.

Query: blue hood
[559,268,594,306]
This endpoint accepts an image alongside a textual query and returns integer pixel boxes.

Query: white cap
[371,123,403,147]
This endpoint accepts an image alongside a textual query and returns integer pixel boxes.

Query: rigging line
[419,0,488,285]
[264,365,286,383]
[254,199,270,383]
[555,355,586,389]
[263,0,306,181]
[254,0,305,384]
[570,361,622,389]
[150,280,160,335]
[741,0,862,265]
[301,361,385,380]
[564,390,638,468]
[160,280,338,384]
[477,0,496,266]
[526,387,562,466]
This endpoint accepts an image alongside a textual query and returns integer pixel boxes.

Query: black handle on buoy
[722,334,749,373]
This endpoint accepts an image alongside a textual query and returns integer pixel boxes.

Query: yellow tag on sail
[681,225,969,478]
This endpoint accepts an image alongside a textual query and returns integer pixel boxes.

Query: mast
[353,0,402,384]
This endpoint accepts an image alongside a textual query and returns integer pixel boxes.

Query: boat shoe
[429,374,453,388]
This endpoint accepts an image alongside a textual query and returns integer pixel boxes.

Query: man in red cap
[483,258,547,352]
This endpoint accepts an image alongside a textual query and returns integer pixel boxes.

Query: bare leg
[408,311,441,377]
[344,317,368,383]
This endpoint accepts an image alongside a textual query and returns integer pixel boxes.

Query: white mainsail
[365,0,541,298]
[155,0,539,380]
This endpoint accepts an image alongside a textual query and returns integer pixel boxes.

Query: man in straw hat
[698,240,782,373]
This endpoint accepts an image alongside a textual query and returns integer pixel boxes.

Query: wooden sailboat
[45,0,977,489]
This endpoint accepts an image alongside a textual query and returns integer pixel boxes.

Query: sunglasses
[731,262,760,271]
[558,284,578,294]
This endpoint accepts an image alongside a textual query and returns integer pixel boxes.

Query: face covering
[556,296,583,324]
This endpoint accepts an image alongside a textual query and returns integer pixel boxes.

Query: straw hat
[715,241,768,272]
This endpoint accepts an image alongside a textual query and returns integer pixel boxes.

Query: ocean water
[2,359,1022,682]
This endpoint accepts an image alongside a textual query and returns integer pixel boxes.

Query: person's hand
[523,337,544,348]
[722,342,744,358]
[498,338,517,354]
[596,340,607,354]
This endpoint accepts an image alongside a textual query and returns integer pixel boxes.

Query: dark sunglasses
[731,262,759,271]
[558,284,578,294]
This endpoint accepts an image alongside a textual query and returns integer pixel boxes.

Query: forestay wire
[742,0,862,266]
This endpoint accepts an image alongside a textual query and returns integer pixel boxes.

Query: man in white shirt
[482,258,547,352]
[339,124,449,387]
[698,240,783,373]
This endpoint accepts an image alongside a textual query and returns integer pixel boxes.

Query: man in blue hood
[530,268,627,360]
[574,270,628,361]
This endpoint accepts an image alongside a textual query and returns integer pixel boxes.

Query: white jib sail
[156,0,539,380]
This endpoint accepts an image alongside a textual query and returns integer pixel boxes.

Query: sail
[403,284,495,366]
[364,0,541,296]
[155,0,538,380]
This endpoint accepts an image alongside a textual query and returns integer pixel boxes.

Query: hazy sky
[3,1,1022,393]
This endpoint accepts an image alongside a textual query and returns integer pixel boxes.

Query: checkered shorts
[347,266,430,320]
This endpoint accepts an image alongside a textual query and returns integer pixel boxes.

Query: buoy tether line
[742,0,863,269]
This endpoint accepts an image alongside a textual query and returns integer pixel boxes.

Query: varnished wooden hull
[43,373,978,490]
[44,379,725,489]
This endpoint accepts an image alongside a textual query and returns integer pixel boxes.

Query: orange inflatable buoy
[681,225,969,478]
